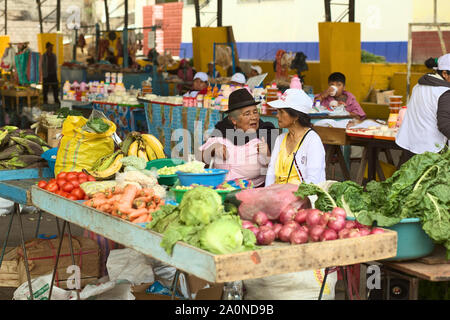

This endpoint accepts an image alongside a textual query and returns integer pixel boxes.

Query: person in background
[200,88,276,187]
[230,72,246,87]
[249,65,262,78]
[266,89,326,185]
[41,42,60,105]
[184,72,209,97]
[207,61,221,79]
[396,53,450,164]
[315,72,366,120]
[105,49,118,65]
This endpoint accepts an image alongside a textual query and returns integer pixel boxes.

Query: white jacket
[265,130,326,186]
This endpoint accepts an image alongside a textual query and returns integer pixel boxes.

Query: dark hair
[284,108,312,128]
[328,72,346,85]
[425,57,438,69]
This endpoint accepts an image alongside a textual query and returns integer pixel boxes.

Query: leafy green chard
[294,182,336,212]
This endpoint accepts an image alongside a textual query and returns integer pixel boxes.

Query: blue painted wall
[180,41,408,63]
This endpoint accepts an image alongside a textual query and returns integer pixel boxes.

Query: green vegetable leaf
[179,187,223,226]
[294,182,336,212]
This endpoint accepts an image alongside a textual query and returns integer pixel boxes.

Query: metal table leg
[67,223,81,300]
[318,267,330,300]
[16,203,34,300]
[34,210,43,238]
[49,220,67,300]
[0,207,15,269]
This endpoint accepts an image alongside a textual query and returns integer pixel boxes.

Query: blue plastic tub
[347,216,434,261]
[176,169,228,188]
[41,148,58,175]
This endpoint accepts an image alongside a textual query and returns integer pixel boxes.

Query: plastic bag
[13,274,76,300]
[236,184,311,221]
[106,248,155,286]
[54,115,116,175]
[243,269,337,300]
[0,197,14,216]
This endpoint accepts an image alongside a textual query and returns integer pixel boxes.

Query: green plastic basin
[146,158,185,186]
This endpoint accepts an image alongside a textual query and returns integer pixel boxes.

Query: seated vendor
[200,88,277,187]
[230,72,246,87]
[184,72,209,97]
[249,65,262,78]
[315,72,366,120]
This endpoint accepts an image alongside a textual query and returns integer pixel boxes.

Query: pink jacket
[316,90,366,119]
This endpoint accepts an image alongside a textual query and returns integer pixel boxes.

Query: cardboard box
[368,89,395,105]
[132,274,224,300]
[46,127,62,148]
[0,247,21,287]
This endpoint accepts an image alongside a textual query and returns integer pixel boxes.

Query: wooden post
[324,0,331,22]
[123,0,128,68]
[104,0,110,32]
[194,0,201,27]
[349,0,355,22]
[56,0,61,32]
[217,0,222,27]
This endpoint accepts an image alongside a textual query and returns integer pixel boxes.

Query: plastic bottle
[63,81,71,100]
[396,106,407,128]
[290,75,302,90]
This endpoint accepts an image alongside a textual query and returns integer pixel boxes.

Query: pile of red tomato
[37,171,96,201]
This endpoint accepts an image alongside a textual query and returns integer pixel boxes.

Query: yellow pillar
[192,27,229,75]
[318,22,361,101]
[0,35,11,75]
[37,33,64,81]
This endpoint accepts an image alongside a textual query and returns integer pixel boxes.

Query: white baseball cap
[250,65,262,75]
[193,72,209,82]
[231,72,246,84]
[267,89,313,114]
[437,54,450,71]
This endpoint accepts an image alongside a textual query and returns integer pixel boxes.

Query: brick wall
[412,31,450,64]
[142,2,183,57]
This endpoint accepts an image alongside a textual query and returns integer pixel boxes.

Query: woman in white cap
[249,65,262,78]
[396,53,450,164]
[184,72,209,97]
[265,89,326,185]
[230,72,246,87]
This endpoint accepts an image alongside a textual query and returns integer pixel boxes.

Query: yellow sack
[55,116,116,175]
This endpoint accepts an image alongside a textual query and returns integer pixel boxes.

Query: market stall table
[1,88,41,115]
[31,185,398,300]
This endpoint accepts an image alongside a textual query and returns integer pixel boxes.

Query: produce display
[121,131,166,161]
[0,126,50,170]
[37,171,96,200]
[173,179,254,191]
[146,187,256,255]
[242,207,384,246]
[157,161,206,175]
[83,184,163,224]
[296,149,450,257]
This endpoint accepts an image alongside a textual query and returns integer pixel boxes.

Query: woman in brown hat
[200,88,278,187]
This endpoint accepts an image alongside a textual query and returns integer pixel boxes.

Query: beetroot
[320,229,338,241]
[256,226,276,245]
[279,207,297,224]
[309,225,326,242]
[242,220,255,229]
[278,225,296,242]
[294,209,308,224]
[305,209,323,227]
[327,215,346,232]
[332,207,347,219]
[253,211,269,226]
[272,223,283,238]
[290,229,309,244]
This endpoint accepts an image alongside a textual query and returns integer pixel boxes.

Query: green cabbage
[179,187,223,226]
[199,216,256,255]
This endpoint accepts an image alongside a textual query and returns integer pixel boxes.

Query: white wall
[180,0,417,43]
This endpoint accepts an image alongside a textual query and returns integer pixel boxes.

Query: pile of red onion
[243,208,385,246]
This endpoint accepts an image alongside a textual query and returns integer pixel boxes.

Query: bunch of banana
[0,126,51,170]
[121,131,166,162]
[84,151,125,180]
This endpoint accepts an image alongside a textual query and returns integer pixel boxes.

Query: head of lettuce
[179,186,223,226]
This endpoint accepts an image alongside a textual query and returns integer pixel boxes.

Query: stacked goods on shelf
[0,126,50,170]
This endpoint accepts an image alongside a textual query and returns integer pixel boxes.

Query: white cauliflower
[152,184,167,199]
[117,170,158,189]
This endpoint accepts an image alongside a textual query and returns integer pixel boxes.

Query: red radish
[272,223,283,238]
[294,209,308,224]
[332,207,347,219]
[300,225,309,234]
[248,227,259,237]
[359,228,371,236]
[348,228,361,238]
[338,228,351,239]
[306,209,323,227]
[242,220,255,229]
[264,220,274,228]
[290,229,309,244]
[278,225,296,242]
[320,229,338,241]
[355,221,369,229]
[279,208,297,224]
[256,226,276,245]
[345,220,357,229]
[309,225,326,242]
[318,212,331,226]
[370,228,385,235]
[253,211,269,226]
[284,221,300,230]
[327,215,346,232]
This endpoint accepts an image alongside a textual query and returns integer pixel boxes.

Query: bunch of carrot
[83,184,164,223]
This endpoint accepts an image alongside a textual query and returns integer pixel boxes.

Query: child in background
[315,72,366,120]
